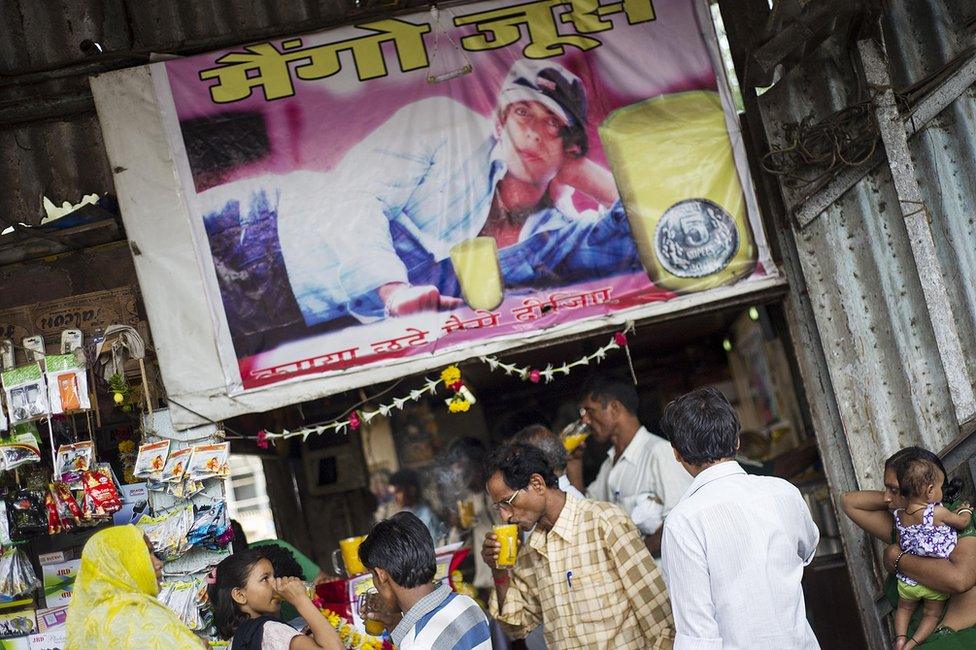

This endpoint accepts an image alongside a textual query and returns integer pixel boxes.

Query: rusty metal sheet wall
[757,0,976,485]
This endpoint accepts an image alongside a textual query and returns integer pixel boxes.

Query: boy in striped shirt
[359,511,491,650]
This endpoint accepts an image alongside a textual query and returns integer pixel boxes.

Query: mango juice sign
[159,0,772,391]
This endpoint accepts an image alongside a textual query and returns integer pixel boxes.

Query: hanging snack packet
[51,482,82,529]
[137,504,193,561]
[0,433,41,471]
[158,579,209,631]
[81,469,122,520]
[161,447,193,483]
[186,443,230,481]
[0,547,41,602]
[187,502,232,550]
[167,478,204,500]
[134,440,170,480]
[1,364,48,424]
[55,441,94,487]
[45,491,63,535]
[0,502,10,546]
[6,490,48,541]
[46,353,90,414]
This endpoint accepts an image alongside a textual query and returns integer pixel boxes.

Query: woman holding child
[842,446,976,648]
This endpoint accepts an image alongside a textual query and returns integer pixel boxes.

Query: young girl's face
[233,558,281,618]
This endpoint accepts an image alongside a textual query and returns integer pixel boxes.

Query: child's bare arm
[935,505,972,531]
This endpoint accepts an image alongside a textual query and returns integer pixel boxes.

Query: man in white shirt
[659,387,820,650]
[579,376,692,555]
[515,424,586,499]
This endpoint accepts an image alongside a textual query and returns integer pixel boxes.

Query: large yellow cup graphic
[450,237,504,311]
[331,535,368,576]
[599,91,757,292]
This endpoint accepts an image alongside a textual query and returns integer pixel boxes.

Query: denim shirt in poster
[198,97,640,326]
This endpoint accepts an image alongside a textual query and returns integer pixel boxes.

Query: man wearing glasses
[480,443,674,649]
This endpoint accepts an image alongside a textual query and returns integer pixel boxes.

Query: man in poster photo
[201,60,641,330]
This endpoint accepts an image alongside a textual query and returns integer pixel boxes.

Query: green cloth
[885,498,976,646]
[250,539,322,623]
[250,539,321,582]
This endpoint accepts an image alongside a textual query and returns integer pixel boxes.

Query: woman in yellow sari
[65,524,205,649]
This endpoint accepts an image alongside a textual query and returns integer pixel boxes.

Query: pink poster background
[161,0,763,390]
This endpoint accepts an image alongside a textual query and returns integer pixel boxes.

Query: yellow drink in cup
[563,432,589,454]
[365,619,386,636]
[331,535,367,576]
[599,90,757,293]
[458,499,475,529]
[450,237,504,311]
[359,589,386,636]
[494,524,519,567]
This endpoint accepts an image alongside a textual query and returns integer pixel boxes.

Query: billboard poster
[157,0,772,392]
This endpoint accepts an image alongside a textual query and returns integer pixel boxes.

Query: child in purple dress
[892,458,973,650]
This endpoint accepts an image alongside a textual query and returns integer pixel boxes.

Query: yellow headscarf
[65,524,203,649]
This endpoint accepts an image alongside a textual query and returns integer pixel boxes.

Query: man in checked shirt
[481,442,675,649]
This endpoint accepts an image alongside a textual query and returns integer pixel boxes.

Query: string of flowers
[257,367,475,445]
[480,331,630,383]
[254,327,634,446]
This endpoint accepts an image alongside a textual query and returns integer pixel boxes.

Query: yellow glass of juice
[450,237,504,311]
[563,432,589,454]
[359,589,386,636]
[458,499,475,529]
[332,535,368,576]
[493,524,519,567]
[599,90,757,293]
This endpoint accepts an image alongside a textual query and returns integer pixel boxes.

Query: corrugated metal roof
[757,0,976,484]
[0,0,430,225]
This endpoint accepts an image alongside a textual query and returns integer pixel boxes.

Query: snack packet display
[0,548,40,602]
[158,579,210,631]
[187,503,232,550]
[55,441,94,487]
[134,440,170,480]
[161,448,192,483]
[166,479,204,500]
[45,492,63,535]
[0,503,10,546]
[81,469,123,520]
[137,504,194,562]
[50,483,81,531]
[1,364,48,425]
[0,433,41,471]
[186,443,230,481]
[6,490,48,541]
[44,354,90,414]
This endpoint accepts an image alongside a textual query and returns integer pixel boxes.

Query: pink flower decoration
[349,411,361,430]
[450,380,463,392]
[529,369,541,383]
[614,331,628,347]
[256,429,269,449]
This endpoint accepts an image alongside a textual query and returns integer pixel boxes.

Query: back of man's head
[660,387,739,467]
[579,374,639,415]
[359,512,436,588]
[485,442,559,490]
[514,425,568,473]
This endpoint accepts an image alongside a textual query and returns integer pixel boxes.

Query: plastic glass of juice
[493,524,519,568]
